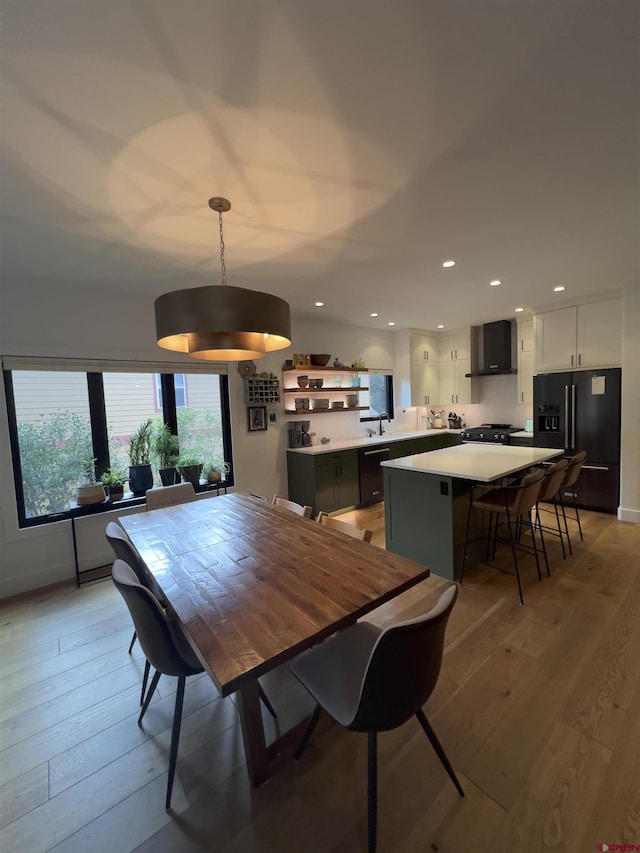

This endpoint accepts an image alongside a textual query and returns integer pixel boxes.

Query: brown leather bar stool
[460,468,546,605]
[557,451,587,555]
[533,458,569,568]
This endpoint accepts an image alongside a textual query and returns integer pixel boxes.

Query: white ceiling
[1,1,638,335]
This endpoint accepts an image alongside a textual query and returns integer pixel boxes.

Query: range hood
[466,320,517,377]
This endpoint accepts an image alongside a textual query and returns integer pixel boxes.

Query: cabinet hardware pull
[571,354,574,366]
[364,448,390,456]
[578,353,582,365]
[582,465,609,471]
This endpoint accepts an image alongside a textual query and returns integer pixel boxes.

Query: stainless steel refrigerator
[533,368,621,513]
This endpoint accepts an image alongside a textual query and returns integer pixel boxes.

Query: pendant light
[155,197,291,361]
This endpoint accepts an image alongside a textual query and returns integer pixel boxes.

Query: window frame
[359,372,395,424]
[3,364,233,529]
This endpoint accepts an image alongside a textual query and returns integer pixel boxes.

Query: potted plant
[75,457,106,506]
[203,457,231,484]
[176,454,203,486]
[128,419,153,496]
[154,423,180,486]
[100,465,127,502]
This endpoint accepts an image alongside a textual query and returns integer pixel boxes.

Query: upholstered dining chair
[291,584,463,853]
[146,482,197,510]
[460,467,546,605]
[272,495,313,518]
[105,520,166,705]
[111,558,204,809]
[557,450,587,554]
[533,458,569,566]
[316,511,373,543]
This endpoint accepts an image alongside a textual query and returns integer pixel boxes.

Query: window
[359,372,394,422]
[155,373,186,409]
[3,361,233,528]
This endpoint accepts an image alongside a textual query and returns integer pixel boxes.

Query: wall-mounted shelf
[283,366,368,373]
[283,386,368,393]
[285,406,368,415]
[244,377,280,405]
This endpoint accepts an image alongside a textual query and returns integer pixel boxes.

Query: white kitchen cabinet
[440,330,470,362]
[410,361,440,406]
[535,298,622,372]
[439,358,471,405]
[409,332,439,363]
[517,317,534,404]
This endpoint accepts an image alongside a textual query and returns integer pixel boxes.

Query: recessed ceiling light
[314,301,325,307]
[442,260,456,268]
[553,285,565,292]
[370,312,379,317]
[387,322,396,326]
[437,324,444,329]
[489,280,502,287]
[515,307,524,313]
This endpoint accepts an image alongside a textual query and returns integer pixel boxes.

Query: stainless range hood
[466,319,517,377]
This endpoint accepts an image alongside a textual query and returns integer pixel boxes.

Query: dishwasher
[358,444,390,506]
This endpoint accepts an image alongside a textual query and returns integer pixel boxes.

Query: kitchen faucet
[377,411,389,435]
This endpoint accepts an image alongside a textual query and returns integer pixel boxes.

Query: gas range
[461,424,522,444]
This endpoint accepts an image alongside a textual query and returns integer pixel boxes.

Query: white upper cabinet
[517,317,534,404]
[535,298,622,372]
[440,330,470,361]
[409,333,439,363]
[410,361,440,406]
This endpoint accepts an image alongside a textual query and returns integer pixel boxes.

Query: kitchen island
[381,444,563,580]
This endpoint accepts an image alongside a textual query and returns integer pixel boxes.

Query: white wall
[619,282,640,522]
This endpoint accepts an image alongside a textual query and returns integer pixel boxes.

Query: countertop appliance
[461,424,522,444]
[533,368,621,513]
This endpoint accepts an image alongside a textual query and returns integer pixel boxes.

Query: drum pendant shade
[154,198,291,361]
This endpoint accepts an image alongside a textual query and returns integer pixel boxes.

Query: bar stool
[460,468,546,605]
[557,451,587,554]
[533,458,569,568]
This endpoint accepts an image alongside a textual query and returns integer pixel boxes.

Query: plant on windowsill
[128,419,154,496]
[75,457,106,506]
[100,465,127,502]
[154,423,180,486]
[203,457,231,484]
[176,454,203,486]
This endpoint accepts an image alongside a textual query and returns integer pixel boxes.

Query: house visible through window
[155,373,186,409]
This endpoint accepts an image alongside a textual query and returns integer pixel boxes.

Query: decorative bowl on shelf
[309,378,324,388]
[310,353,331,366]
[297,375,309,388]
[346,394,359,407]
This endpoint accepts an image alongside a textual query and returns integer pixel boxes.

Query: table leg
[236,679,311,788]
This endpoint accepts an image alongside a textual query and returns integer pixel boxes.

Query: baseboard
[617,506,640,523]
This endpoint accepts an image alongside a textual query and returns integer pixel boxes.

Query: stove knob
[479,432,484,439]
[495,433,500,440]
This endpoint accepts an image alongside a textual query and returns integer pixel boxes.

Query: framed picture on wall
[248,405,267,432]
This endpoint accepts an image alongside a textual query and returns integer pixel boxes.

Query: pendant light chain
[218,209,227,287]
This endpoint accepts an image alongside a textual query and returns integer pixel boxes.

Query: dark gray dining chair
[111,558,204,810]
[106,520,165,703]
[291,584,463,853]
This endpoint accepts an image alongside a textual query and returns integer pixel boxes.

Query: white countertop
[287,429,463,455]
[510,430,534,438]
[381,443,563,482]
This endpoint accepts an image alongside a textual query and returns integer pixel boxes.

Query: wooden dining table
[119,492,430,787]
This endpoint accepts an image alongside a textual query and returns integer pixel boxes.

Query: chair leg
[572,492,584,541]
[258,684,277,719]
[295,703,322,760]
[559,492,573,556]
[138,670,161,725]
[166,675,186,810]
[505,512,524,605]
[128,630,137,654]
[484,512,494,562]
[140,659,151,706]
[552,497,567,559]
[537,517,550,578]
[415,709,464,797]
[367,731,378,853]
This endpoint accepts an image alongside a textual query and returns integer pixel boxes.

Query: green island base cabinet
[287,433,460,517]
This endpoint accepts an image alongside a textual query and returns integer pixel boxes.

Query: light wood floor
[1,505,639,852]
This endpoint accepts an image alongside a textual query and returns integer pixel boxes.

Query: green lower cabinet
[287,449,359,517]
[388,433,460,459]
